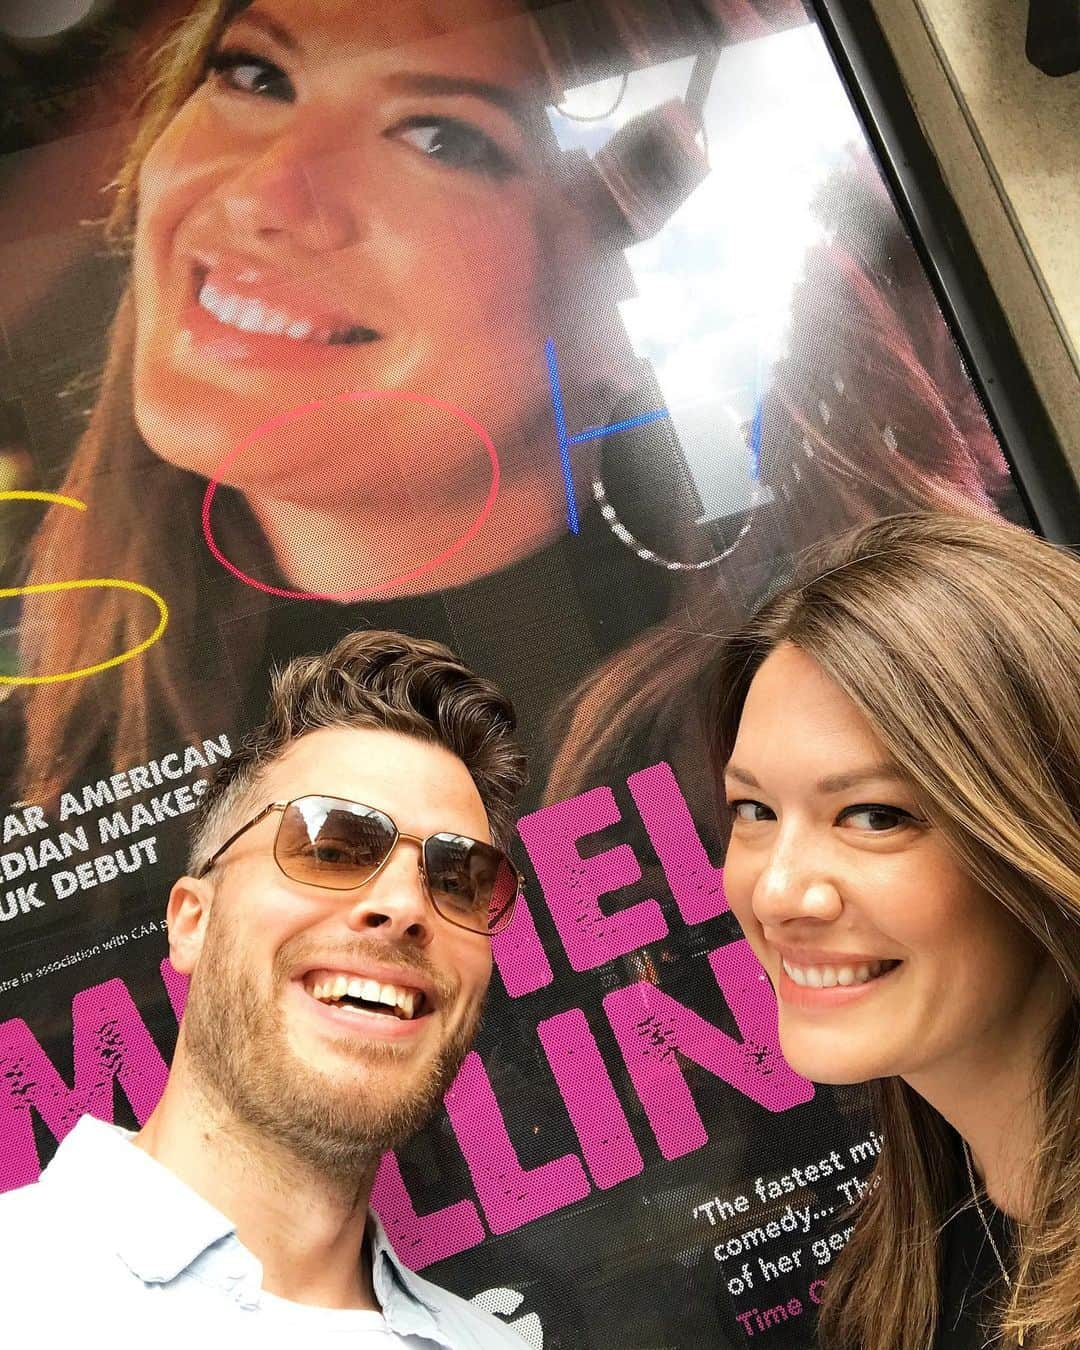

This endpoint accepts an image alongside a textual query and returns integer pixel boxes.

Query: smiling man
[0,631,529,1346]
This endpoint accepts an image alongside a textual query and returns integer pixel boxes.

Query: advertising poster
[0,1,1032,1344]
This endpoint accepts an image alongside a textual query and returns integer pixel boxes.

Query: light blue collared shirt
[0,1114,524,1349]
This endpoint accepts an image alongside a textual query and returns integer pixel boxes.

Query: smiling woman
[703,513,1080,1350]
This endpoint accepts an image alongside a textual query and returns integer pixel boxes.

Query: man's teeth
[196,280,370,345]
[781,959,898,989]
[307,974,421,1020]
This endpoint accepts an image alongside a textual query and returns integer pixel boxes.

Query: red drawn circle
[201,390,500,601]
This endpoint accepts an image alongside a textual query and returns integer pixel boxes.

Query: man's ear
[166,874,214,975]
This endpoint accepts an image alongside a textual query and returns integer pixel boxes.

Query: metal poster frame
[814,0,1079,544]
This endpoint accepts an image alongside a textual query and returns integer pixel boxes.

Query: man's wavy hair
[188,629,527,873]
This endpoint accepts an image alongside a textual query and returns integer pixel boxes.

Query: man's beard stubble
[180,908,483,1184]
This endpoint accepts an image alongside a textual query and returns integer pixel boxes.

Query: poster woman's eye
[393,117,514,178]
[207,49,295,103]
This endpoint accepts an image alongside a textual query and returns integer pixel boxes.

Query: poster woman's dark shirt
[249,500,675,811]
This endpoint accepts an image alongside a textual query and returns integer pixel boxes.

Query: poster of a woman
[0,2,1030,1345]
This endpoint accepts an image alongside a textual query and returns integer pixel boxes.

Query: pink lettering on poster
[444,1050,590,1234]
[537,1008,643,1188]
[517,785,668,972]
[604,938,813,1160]
[371,1150,485,1268]
[627,762,728,924]
[0,978,169,1190]
[491,892,554,998]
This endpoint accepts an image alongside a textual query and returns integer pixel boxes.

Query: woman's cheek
[389,226,546,376]
[139,104,197,207]
[413,206,541,318]
[137,102,238,246]
[721,847,759,937]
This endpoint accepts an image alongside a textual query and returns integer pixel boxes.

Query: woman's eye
[207,50,295,103]
[728,799,775,824]
[393,118,513,177]
[838,804,917,832]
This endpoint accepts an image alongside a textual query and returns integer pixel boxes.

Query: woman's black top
[934,1193,1015,1349]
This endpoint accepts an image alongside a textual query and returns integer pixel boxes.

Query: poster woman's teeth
[781,958,900,988]
[196,279,376,346]
[303,972,424,1020]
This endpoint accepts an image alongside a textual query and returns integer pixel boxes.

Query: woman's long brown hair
[18,0,250,798]
[15,0,1010,802]
[703,513,1080,1350]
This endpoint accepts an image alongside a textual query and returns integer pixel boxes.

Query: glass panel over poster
[0,2,1034,1346]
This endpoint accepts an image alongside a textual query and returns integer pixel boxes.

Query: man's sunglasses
[196,794,522,935]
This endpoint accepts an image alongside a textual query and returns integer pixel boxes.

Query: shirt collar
[42,1116,455,1345]
[366,1212,449,1344]
[42,1114,240,1283]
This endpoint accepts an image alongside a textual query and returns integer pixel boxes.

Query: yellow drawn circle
[0,488,168,685]
[0,579,169,684]
[0,490,88,511]
[0,494,168,684]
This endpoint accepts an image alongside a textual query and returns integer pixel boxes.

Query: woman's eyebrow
[815,765,907,794]
[381,71,532,130]
[724,765,760,787]
[226,9,299,53]
[723,764,907,793]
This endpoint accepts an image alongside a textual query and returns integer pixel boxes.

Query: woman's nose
[751,834,844,928]
[219,138,360,253]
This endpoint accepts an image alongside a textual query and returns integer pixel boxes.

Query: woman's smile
[775,950,904,1012]
[181,253,383,366]
[192,259,381,347]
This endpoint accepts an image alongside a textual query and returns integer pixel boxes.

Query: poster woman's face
[132,0,598,509]
[722,643,1052,1091]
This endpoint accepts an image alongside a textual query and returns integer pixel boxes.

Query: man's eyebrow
[224,8,300,54]
[381,71,533,128]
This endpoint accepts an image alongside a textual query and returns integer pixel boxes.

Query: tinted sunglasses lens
[275,796,396,889]
[424,834,519,933]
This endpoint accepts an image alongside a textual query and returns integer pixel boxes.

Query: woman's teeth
[781,958,899,989]
[196,280,374,345]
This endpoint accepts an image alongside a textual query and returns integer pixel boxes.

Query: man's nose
[750,828,844,928]
[343,837,435,948]
[219,134,362,253]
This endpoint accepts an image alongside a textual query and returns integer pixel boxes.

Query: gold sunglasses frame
[196,795,522,935]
